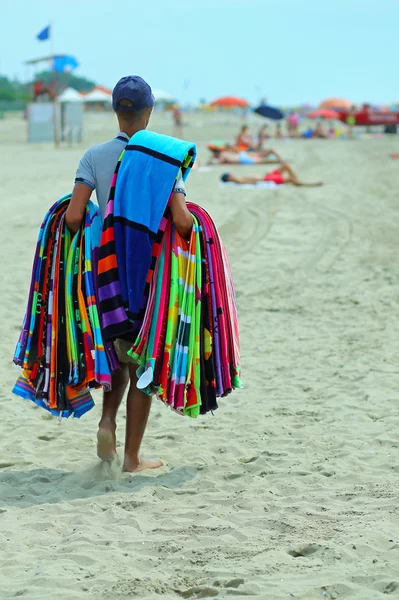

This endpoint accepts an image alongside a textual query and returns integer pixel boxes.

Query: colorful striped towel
[13,197,114,418]
[98,130,196,341]
[127,203,242,417]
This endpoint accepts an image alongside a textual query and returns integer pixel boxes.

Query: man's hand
[169,192,193,239]
[65,183,93,233]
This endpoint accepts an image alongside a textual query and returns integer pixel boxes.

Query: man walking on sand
[65,76,193,472]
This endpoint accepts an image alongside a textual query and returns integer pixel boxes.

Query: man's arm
[169,192,193,239]
[65,183,93,233]
[66,148,96,233]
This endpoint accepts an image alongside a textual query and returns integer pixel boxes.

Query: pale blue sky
[1,0,398,105]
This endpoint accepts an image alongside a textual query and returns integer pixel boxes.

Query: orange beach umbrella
[210,96,250,108]
[308,109,340,119]
[320,97,352,110]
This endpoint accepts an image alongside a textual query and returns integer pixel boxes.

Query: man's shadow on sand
[0,464,198,509]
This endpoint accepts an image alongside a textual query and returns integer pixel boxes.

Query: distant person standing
[287,112,299,137]
[173,104,184,138]
[257,125,270,150]
[346,106,356,139]
[275,123,283,139]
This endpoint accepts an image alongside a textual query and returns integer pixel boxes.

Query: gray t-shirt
[75,131,186,218]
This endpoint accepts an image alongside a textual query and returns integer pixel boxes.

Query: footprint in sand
[382,581,399,595]
[176,586,219,598]
[288,544,321,558]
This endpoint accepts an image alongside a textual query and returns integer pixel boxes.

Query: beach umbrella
[210,96,249,108]
[253,104,284,120]
[58,87,83,103]
[320,97,352,110]
[83,89,112,103]
[308,109,340,119]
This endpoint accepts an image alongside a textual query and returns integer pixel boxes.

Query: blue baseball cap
[112,76,154,112]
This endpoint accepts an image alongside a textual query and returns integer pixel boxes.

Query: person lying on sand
[209,148,283,165]
[65,76,193,473]
[220,163,323,187]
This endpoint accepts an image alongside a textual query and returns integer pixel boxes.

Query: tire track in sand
[297,198,353,275]
[219,195,274,264]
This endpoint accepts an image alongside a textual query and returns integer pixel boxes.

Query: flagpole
[50,21,60,148]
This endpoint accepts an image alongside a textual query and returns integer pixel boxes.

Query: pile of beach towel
[13,131,242,419]
[127,202,241,417]
[13,196,116,418]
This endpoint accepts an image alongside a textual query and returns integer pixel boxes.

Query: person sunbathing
[209,148,283,165]
[314,121,328,139]
[235,125,255,150]
[220,163,323,187]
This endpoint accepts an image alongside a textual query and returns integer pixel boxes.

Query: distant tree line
[33,71,96,93]
[0,76,25,101]
[0,71,96,102]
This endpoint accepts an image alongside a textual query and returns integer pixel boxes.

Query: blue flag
[37,25,50,41]
[52,55,79,73]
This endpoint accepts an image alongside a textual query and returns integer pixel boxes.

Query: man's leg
[97,364,129,461]
[279,162,298,180]
[123,363,164,472]
[260,148,284,162]
[279,163,323,187]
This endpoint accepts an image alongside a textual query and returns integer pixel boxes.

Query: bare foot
[97,423,117,462]
[123,456,164,473]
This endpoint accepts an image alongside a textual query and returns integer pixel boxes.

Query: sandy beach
[1,111,399,599]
